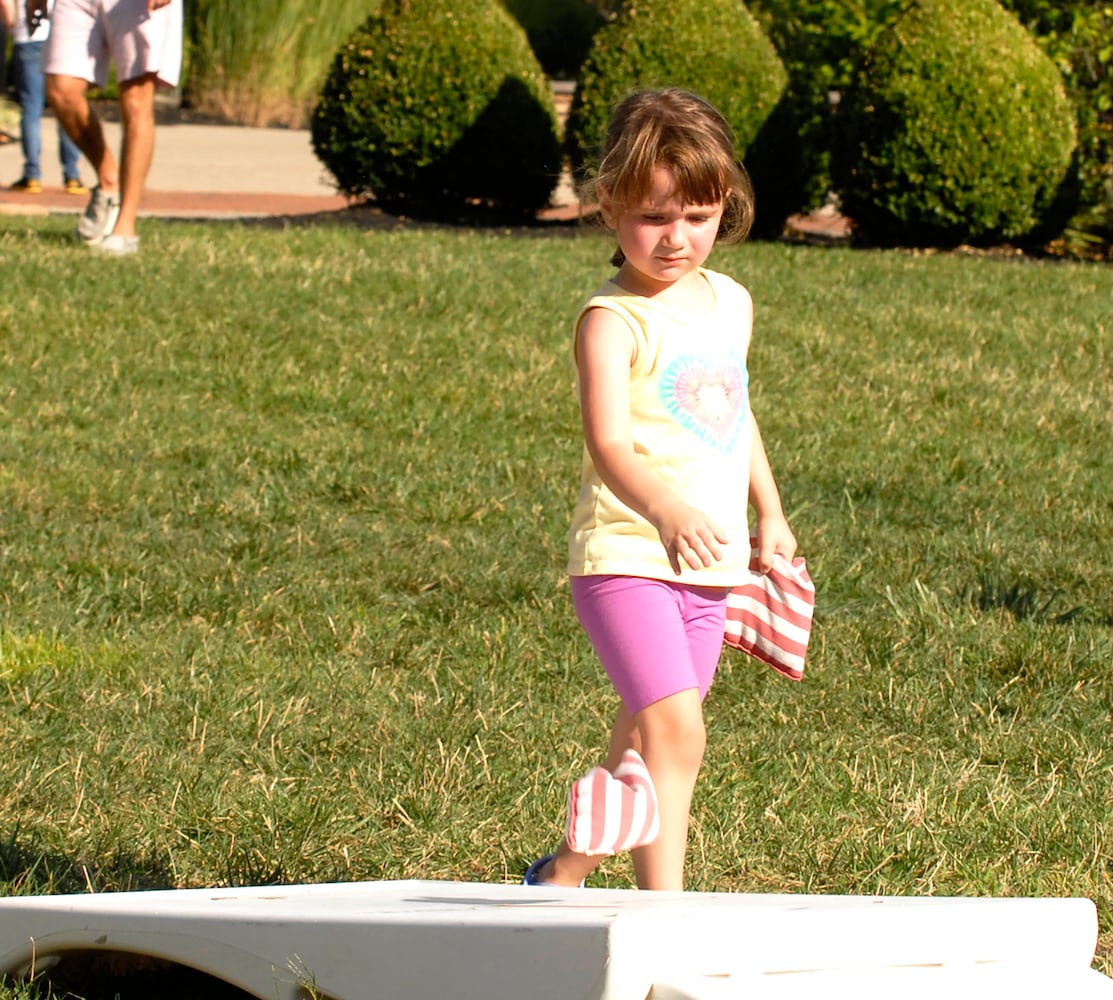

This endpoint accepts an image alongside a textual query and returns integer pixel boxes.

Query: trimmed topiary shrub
[565,0,787,190]
[835,0,1077,246]
[744,0,906,222]
[311,0,562,215]
[1000,0,1112,239]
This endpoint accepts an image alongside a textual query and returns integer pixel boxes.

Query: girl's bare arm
[747,417,796,572]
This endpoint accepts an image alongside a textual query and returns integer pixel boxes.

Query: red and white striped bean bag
[566,748,659,857]
[724,549,815,681]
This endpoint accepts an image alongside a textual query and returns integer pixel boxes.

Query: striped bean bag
[566,748,659,857]
[724,549,815,681]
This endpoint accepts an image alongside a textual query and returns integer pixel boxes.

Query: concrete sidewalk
[0,111,353,220]
[0,110,587,223]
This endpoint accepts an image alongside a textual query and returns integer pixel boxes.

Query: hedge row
[311,0,1096,245]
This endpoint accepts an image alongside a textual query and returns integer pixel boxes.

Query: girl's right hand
[652,498,729,575]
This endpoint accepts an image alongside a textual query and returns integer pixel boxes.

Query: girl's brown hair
[581,88,755,262]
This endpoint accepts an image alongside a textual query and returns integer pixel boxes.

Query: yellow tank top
[567,268,755,586]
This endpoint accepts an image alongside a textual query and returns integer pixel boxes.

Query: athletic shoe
[94,233,140,257]
[76,186,121,244]
[10,177,43,194]
[64,177,88,196]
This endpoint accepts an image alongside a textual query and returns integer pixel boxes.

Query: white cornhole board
[1,880,1111,1000]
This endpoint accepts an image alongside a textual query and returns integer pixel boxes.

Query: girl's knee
[638,695,706,771]
[670,716,707,771]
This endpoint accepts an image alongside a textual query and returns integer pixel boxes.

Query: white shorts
[43,0,183,89]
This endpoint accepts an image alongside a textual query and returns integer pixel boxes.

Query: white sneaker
[94,233,140,256]
[76,186,121,244]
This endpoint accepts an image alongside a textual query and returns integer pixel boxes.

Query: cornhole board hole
[1,879,1111,999]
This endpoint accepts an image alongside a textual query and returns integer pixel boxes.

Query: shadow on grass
[230,199,595,241]
[0,830,174,896]
[960,573,1109,626]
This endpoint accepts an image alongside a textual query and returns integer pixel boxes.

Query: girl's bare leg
[533,704,639,886]
[536,691,705,891]
[630,688,705,890]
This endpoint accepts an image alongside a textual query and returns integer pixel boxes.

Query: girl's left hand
[752,515,797,574]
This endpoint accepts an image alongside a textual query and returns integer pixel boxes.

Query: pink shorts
[571,575,728,715]
[43,0,183,89]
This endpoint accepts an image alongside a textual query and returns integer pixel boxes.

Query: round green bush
[835,0,1077,246]
[1001,0,1113,237]
[311,0,562,214]
[565,0,787,185]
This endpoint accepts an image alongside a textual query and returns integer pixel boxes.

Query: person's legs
[109,71,156,239]
[538,703,641,888]
[629,689,706,890]
[631,584,724,889]
[43,0,113,186]
[14,41,45,183]
[537,690,706,891]
[47,72,117,190]
[535,578,726,890]
[41,0,122,238]
[93,0,183,249]
[58,116,84,185]
[47,71,121,241]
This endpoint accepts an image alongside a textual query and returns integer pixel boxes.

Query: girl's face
[602,165,725,297]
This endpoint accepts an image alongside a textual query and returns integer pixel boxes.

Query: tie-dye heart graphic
[660,354,748,453]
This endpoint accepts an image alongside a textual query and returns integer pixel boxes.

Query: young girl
[524,88,797,891]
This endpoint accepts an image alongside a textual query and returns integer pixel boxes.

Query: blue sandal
[523,854,584,888]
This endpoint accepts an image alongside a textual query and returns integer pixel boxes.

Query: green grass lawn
[0,216,1110,992]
